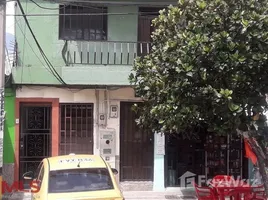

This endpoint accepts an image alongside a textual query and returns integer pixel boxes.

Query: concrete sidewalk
[123,190,197,199]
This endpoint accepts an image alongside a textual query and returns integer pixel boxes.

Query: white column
[153,133,165,191]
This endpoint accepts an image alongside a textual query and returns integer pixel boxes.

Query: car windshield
[48,168,114,193]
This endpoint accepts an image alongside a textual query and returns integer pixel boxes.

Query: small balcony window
[59,5,107,41]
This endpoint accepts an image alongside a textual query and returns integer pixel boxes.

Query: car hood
[47,190,123,200]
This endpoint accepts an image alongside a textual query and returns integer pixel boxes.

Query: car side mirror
[111,168,118,175]
[22,171,34,180]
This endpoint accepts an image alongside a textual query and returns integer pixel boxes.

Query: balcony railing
[62,41,152,66]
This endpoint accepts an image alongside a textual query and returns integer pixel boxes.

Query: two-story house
[5,0,253,192]
[7,0,176,191]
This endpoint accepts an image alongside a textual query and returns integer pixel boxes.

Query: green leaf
[144,86,150,91]
[159,119,165,124]
[203,46,211,52]
[178,0,185,6]
[186,72,193,77]
[185,65,193,72]
[228,102,240,112]
[177,58,182,65]
[242,18,249,27]
[197,1,207,9]
[238,57,246,63]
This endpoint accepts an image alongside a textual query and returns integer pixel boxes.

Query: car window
[37,166,44,188]
[34,162,43,179]
[48,168,114,193]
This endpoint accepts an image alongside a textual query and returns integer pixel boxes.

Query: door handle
[20,141,24,149]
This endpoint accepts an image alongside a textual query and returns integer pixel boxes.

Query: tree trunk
[248,137,268,198]
[257,155,268,199]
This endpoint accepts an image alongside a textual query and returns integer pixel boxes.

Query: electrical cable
[17,0,66,84]
[6,11,160,17]
[5,46,12,69]
[20,0,28,84]
[17,0,67,85]
[29,0,103,10]
[5,0,161,17]
[4,46,13,86]
[28,0,68,10]
[5,0,169,8]
[16,19,55,77]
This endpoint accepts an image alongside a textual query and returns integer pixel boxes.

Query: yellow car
[23,154,124,200]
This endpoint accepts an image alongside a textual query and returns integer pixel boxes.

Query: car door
[32,162,44,200]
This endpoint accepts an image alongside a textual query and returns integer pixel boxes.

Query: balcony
[62,41,152,66]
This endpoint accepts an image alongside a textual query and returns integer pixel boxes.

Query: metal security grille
[60,104,94,155]
[59,5,107,41]
[19,105,51,181]
[120,102,154,181]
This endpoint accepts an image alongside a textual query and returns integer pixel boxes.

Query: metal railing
[62,41,152,65]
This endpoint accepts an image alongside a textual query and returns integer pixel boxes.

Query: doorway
[165,134,206,187]
[119,102,154,181]
[165,133,248,187]
[59,103,94,155]
[19,104,52,181]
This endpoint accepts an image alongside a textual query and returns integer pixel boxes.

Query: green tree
[130,0,268,195]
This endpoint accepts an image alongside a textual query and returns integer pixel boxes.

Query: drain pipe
[104,88,108,126]
[107,88,110,120]
[95,89,100,150]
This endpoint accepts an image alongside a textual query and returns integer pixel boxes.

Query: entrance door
[165,134,206,187]
[59,104,94,155]
[19,104,51,181]
[120,102,154,181]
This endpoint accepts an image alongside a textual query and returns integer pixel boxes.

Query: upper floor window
[59,5,107,41]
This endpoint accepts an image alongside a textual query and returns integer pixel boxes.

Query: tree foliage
[130,0,268,193]
[130,0,268,136]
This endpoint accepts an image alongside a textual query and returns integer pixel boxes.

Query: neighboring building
[3,80,15,186]
[6,0,253,191]
[5,32,15,74]
[3,22,16,186]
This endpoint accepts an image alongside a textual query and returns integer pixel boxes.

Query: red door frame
[14,98,59,181]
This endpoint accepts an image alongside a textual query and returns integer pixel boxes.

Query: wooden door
[137,7,163,56]
[120,102,154,181]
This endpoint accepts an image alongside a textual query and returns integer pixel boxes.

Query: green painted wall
[13,0,63,85]
[3,88,15,164]
[13,0,145,85]
[108,6,138,42]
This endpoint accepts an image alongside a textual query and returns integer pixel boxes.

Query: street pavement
[3,190,197,200]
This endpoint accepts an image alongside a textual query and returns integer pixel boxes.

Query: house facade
[6,0,174,191]
[3,0,254,191]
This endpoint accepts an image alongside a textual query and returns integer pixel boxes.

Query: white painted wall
[16,86,142,169]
